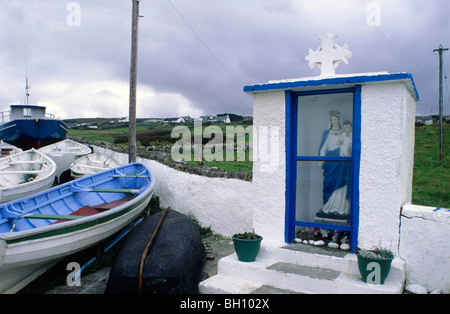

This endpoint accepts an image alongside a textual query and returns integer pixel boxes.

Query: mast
[25,77,31,105]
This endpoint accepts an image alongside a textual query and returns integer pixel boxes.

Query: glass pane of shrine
[295,160,352,226]
[297,92,353,157]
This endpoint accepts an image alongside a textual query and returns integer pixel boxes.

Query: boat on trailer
[38,139,92,183]
[70,152,121,179]
[0,149,56,204]
[0,162,155,294]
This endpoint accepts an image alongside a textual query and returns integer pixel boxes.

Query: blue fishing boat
[0,104,67,150]
[0,79,67,150]
[0,162,155,294]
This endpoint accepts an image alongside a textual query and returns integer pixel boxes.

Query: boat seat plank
[51,205,104,224]
[89,188,140,194]
[111,175,150,178]
[49,198,130,224]
[0,169,48,174]
[92,198,131,210]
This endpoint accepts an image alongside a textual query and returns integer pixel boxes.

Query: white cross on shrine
[305,33,352,76]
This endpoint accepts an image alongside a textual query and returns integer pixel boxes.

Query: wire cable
[166,0,243,88]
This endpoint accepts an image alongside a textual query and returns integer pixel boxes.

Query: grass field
[68,122,449,208]
[412,124,449,208]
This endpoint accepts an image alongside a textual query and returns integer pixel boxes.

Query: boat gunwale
[70,152,121,176]
[38,139,92,155]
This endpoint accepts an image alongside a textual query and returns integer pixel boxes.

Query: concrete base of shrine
[199,242,405,294]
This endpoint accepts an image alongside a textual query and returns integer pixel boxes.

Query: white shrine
[200,34,424,294]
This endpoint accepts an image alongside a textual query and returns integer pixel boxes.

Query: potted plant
[232,230,263,262]
[356,247,394,285]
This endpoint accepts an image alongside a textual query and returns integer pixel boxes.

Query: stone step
[198,274,263,294]
[199,244,405,294]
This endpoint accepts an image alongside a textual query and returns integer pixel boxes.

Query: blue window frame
[285,86,361,253]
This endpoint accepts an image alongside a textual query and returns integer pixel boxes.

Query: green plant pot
[357,255,394,285]
[232,235,263,262]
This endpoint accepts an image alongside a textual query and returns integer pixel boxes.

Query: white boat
[0,141,22,158]
[38,139,92,183]
[0,162,155,294]
[0,149,56,204]
[70,152,121,179]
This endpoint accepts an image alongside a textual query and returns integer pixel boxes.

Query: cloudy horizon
[0,0,449,119]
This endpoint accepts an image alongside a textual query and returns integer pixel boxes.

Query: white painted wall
[252,91,287,246]
[400,204,450,293]
[93,146,254,236]
[358,82,416,253]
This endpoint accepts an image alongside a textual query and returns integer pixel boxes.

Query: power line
[443,61,450,114]
[411,51,434,73]
[166,0,243,88]
[412,54,437,76]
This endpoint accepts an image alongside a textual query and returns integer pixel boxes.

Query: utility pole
[128,0,140,163]
[433,44,448,165]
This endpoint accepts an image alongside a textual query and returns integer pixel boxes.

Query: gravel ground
[200,234,235,279]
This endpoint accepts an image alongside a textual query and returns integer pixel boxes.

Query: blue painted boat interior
[0,163,154,234]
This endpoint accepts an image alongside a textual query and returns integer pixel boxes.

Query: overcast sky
[0,0,449,119]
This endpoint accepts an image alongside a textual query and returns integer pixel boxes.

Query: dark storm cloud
[0,0,448,118]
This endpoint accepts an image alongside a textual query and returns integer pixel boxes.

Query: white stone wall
[400,204,450,293]
[93,146,254,236]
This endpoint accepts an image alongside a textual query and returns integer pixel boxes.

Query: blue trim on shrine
[285,90,296,243]
[284,86,361,253]
[244,72,419,101]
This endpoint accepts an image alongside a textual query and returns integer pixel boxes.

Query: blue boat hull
[0,162,155,294]
[0,119,67,150]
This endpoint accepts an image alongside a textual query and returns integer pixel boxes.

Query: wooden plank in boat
[51,205,103,224]
[92,198,131,210]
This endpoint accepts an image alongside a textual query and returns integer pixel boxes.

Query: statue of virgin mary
[316,111,351,220]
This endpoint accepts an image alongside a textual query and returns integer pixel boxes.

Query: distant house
[200,115,215,122]
[416,116,433,125]
[145,118,164,123]
[163,118,180,123]
[215,114,231,123]
[119,116,129,123]
[175,116,191,123]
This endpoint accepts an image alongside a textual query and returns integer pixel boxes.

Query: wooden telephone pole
[128,0,140,163]
[433,44,448,165]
